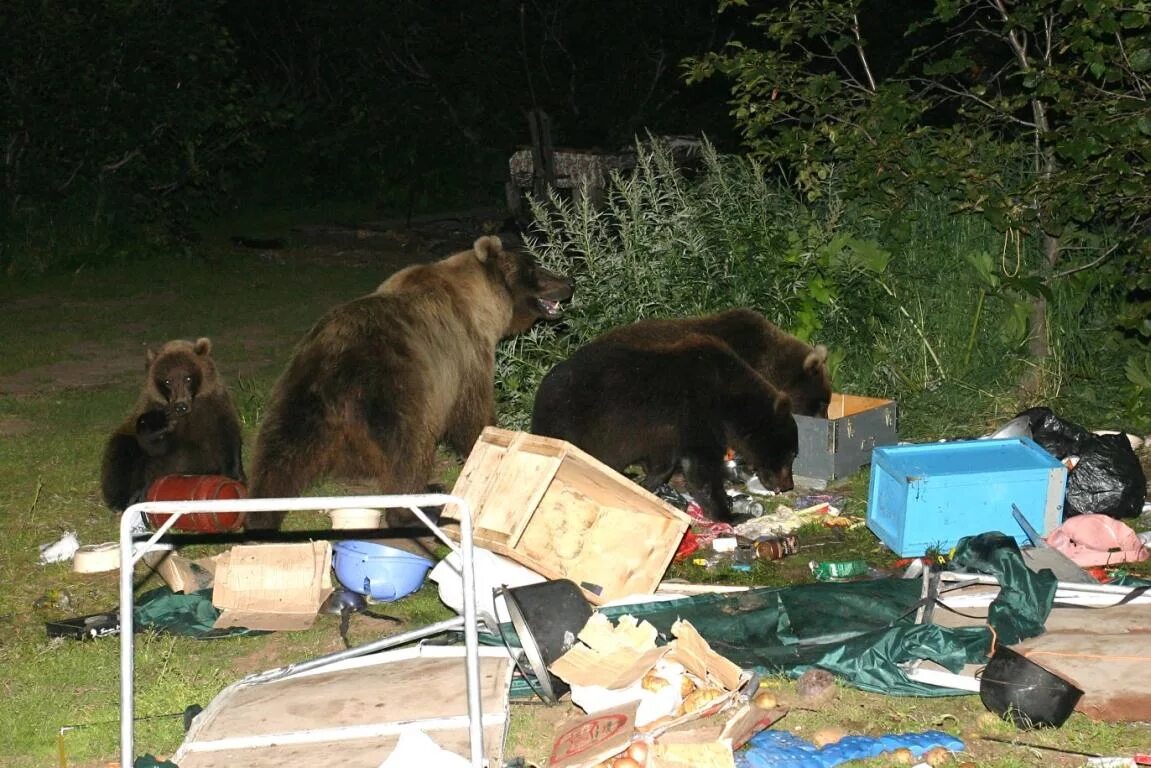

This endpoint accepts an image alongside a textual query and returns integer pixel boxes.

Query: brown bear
[530,332,798,522]
[596,308,832,417]
[100,337,246,511]
[245,235,573,530]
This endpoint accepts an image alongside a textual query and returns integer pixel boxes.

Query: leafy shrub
[496,138,1139,437]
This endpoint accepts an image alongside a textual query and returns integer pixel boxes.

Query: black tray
[46,611,124,641]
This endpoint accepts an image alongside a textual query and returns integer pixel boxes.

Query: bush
[496,139,1141,438]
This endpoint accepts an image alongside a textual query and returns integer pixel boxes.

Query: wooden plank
[470,432,562,546]
[174,649,512,766]
[831,392,895,419]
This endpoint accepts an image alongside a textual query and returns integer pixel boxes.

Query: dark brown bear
[245,235,573,530]
[530,333,798,522]
[100,338,246,511]
[596,308,832,417]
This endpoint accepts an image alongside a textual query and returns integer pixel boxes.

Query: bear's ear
[804,345,828,373]
[194,337,213,357]
[472,235,503,263]
[145,347,157,369]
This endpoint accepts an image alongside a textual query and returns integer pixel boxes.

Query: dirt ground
[0,207,511,402]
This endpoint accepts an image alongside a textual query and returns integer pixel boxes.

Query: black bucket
[979,645,1084,729]
[498,579,593,704]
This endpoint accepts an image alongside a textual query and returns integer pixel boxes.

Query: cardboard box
[547,617,755,764]
[547,615,775,768]
[211,541,333,631]
[866,437,1068,557]
[793,393,898,489]
[171,645,514,767]
[445,428,692,605]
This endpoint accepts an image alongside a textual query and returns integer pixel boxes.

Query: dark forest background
[4,0,1151,419]
[1,0,750,261]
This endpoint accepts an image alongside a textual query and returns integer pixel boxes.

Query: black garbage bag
[1015,406,1146,519]
[1064,431,1147,518]
[1017,406,1091,457]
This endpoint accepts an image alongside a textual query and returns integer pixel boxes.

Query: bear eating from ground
[100,337,246,511]
[595,308,832,418]
[244,234,573,531]
[530,332,798,522]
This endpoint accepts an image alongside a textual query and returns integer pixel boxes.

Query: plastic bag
[1015,406,1147,519]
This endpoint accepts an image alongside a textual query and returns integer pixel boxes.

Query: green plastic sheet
[488,531,1059,697]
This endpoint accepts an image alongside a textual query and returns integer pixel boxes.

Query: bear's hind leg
[638,459,678,493]
[101,431,148,511]
[380,437,440,529]
[246,414,334,530]
[680,452,734,523]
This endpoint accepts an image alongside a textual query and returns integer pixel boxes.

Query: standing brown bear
[596,308,832,417]
[100,338,246,511]
[531,333,798,522]
[245,235,573,530]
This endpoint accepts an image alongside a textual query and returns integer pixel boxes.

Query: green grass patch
[1,181,1148,767]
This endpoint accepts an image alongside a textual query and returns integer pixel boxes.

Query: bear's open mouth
[537,297,564,318]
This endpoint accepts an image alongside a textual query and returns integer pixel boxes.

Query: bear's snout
[172,401,191,415]
[760,466,794,493]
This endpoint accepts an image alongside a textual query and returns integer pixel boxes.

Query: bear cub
[597,308,832,417]
[245,235,573,530]
[531,332,798,522]
[101,337,246,511]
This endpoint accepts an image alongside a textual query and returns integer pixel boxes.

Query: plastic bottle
[809,559,872,581]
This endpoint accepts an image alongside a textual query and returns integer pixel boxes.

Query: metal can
[753,535,799,561]
[729,493,766,517]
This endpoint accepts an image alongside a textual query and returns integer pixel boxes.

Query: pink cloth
[1046,515,1149,567]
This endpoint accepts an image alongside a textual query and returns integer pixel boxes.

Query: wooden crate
[445,428,691,605]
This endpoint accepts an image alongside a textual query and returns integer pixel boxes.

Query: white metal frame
[118,493,484,768]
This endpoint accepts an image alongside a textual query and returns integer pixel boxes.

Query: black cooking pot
[979,645,1084,729]
[498,579,593,704]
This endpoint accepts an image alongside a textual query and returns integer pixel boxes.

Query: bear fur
[596,308,832,417]
[531,332,798,522]
[245,235,573,530]
[100,337,246,511]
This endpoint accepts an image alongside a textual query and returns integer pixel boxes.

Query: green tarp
[489,532,1059,697]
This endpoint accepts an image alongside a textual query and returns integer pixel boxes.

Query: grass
[1,206,1149,767]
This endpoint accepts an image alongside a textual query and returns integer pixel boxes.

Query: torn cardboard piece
[211,541,332,631]
[548,614,759,768]
[145,549,218,594]
[548,697,786,768]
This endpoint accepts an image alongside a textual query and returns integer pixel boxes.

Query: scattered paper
[39,531,80,565]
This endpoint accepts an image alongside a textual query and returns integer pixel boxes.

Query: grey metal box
[793,393,898,489]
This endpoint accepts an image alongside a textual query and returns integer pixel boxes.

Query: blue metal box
[866,437,1068,557]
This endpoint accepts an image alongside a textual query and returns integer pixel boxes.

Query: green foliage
[496,138,890,427]
[498,135,1150,435]
[1,0,265,272]
[685,0,1151,403]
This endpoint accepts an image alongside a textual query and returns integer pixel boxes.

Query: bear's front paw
[136,410,173,454]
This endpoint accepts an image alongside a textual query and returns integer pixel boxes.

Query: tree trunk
[1021,230,1060,398]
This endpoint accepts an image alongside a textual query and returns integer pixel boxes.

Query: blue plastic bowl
[332,540,434,602]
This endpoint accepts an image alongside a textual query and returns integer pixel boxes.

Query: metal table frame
[118,493,484,767]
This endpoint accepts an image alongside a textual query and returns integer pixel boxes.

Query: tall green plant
[496,138,890,427]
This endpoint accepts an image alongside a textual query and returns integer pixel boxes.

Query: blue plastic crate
[866,437,1067,557]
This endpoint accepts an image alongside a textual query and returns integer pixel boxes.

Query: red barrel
[144,475,247,533]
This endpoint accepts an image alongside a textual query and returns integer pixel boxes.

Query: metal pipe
[119,494,485,768]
